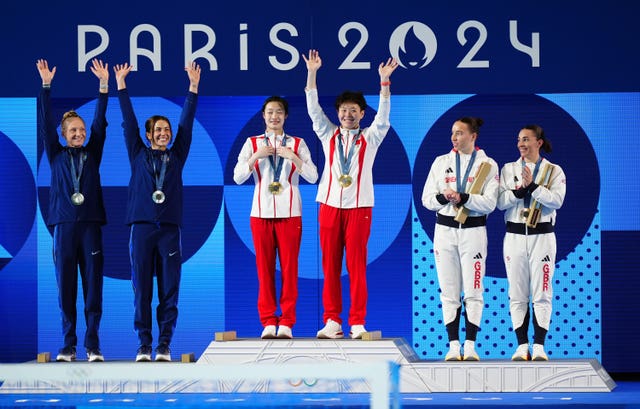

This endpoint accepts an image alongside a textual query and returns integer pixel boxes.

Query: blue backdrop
[0,0,638,373]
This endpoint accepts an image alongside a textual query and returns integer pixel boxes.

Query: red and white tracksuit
[233,133,318,328]
[305,88,391,326]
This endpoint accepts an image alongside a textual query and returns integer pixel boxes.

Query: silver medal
[152,190,166,204]
[71,192,85,206]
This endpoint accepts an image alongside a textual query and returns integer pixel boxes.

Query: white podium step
[0,338,615,394]
[197,337,615,393]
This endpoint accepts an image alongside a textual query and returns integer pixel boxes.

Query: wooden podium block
[181,353,195,363]
[215,331,237,342]
[361,331,382,341]
[37,352,51,363]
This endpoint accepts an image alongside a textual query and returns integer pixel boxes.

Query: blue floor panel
[1,382,640,408]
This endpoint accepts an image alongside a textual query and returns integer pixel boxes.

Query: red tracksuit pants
[318,204,372,326]
[250,216,302,328]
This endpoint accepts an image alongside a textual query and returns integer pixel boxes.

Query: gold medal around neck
[338,174,353,188]
[268,181,283,195]
[152,190,166,204]
[71,192,85,206]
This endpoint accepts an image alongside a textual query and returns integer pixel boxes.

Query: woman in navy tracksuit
[37,58,108,362]
[114,62,200,362]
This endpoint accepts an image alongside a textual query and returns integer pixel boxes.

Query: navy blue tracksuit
[118,89,196,348]
[38,87,107,351]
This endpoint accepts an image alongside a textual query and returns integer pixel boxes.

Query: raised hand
[302,49,322,72]
[378,58,399,81]
[113,63,133,90]
[36,59,56,85]
[90,59,109,85]
[185,61,201,93]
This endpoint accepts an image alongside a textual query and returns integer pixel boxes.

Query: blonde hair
[61,110,84,134]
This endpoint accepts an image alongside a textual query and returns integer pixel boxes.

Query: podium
[0,338,615,394]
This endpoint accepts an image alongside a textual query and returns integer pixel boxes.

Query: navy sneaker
[155,343,171,362]
[135,345,152,362]
[56,346,76,362]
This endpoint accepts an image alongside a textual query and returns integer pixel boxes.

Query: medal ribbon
[265,133,287,183]
[455,149,477,193]
[337,129,360,176]
[521,157,542,207]
[68,149,86,195]
[152,152,169,193]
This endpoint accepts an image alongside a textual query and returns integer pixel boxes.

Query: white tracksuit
[422,148,499,332]
[497,158,566,333]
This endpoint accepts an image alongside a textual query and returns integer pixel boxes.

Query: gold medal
[152,190,166,204]
[71,192,85,206]
[268,181,282,195]
[338,174,352,188]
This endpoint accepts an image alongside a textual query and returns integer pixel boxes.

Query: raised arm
[303,49,322,90]
[185,60,201,94]
[173,61,201,159]
[90,58,109,95]
[378,58,399,98]
[37,58,56,87]
[114,62,133,91]
[36,59,62,160]
[113,63,142,159]
[86,59,109,161]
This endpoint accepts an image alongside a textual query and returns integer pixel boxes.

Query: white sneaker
[316,319,344,339]
[276,325,293,339]
[261,325,277,339]
[56,346,76,362]
[511,343,530,361]
[532,343,549,361]
[154,343,171,362]
[444,340,461,361]
[463,340,480,361]
[349,325,367,339]
[135,345,152,362]
[86,349,104,362]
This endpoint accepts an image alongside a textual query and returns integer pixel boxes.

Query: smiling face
[451,120,476,154]
[62,117,86,148]
[337,102,365,130]
[146,119,172,150]
[517,128,543,162]
[263,101,287,134]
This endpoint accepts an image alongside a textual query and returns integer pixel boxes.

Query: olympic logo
[389,21,438,69]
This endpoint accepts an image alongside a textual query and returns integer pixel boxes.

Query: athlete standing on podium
[37,58,108,363]
[497,125,566,361]
[114,61,201,362]
[233,96,318,340]
[303,49,399,340]
[421,117,499,361]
